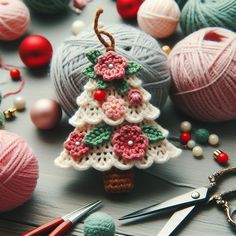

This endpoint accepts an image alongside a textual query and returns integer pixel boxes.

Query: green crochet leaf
[142,125,165,142]
[85,50,102,64]
[126,62,142,75]
[84,125,112,147]
[114,79,128,95]
[82,65,96,79]
[0,91,2,105]
[96,78,109,89]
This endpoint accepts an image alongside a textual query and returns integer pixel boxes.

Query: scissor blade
[119,187,208,220]
[68,200,102,223]
[157,205,196,236]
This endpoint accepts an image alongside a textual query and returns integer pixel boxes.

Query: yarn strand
[94,8,115,51]
[0,57,25,98]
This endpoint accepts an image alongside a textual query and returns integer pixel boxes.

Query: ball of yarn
[0,0,30,41]
[84,212,115,236]
[0,130,38,212]
[24,0,70,14]
[169,28,236,122]
[51,24,170,116]
[137,0,180,39]
[181,0,236,35]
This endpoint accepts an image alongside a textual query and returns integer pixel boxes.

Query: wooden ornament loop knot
[94,8,115,52]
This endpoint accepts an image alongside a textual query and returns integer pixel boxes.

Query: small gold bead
[4,108,17,120]
[111,104,117,109]
[162,45,172,55]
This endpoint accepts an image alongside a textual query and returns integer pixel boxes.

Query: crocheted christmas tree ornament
[55,9,181,193]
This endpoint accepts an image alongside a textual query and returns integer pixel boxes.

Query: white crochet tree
[55,9,181,193]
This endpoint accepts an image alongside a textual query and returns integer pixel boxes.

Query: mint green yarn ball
[24,0,70,14]
[84,212,115,236]
[181,0,236,35]
[194,128,210,144]
[0,111,5,128]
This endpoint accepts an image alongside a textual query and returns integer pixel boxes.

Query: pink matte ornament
[0,130,38,212]
[30,99,62,130]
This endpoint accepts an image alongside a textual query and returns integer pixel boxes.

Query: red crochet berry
[10,68,21,81]
[180,132,191,145]
[93,90,106,102]
[215,152,229,165]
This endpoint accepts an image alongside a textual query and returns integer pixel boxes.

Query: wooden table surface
[0,1,236,235]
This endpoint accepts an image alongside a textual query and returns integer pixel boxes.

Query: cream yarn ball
[138,0,180,39]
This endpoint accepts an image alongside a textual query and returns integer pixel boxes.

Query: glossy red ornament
[19,35,53,68]
[116,0,143,20]
[180,132,191,145]
[214,150,229,165]
[93,90,107,102]
[10,69,21,81]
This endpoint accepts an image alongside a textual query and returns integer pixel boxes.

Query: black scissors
[119,166,236,235]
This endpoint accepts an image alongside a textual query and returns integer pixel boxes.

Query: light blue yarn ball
[51,24,170,116]
[84,212,116,236]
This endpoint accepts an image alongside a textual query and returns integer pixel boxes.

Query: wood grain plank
[0,170,234,236]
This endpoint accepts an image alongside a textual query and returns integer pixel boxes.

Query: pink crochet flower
[112,125,148,160]
[64,131,90,161]
[102,96,126,120]
[128,89,143,106]
[94,51,128,81]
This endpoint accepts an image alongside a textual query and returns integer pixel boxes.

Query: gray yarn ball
[50,24,170,116]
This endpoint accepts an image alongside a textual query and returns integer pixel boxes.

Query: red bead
[215,152,229,165]
[10,69,21,81]
[116,0,143,20]
[19,35,53,68]
[180,132,191,145]
[93,90,106,102]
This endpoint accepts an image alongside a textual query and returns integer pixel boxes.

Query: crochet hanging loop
[94,8,115,52]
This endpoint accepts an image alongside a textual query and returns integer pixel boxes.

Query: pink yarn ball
[169,28,236,122]
[0,130,38,212]
[0,0,30,41]
[138,0,180,39]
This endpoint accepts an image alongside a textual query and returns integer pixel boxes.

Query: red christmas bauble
[180,132,191,145]
[19,35,53,68]
[93,90,106,102]
[10,69,21,81]
[116,0,143,20]
[215,152,229,165]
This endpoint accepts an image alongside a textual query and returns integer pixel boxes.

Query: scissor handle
[208,166,236,187]
[48,220,73,236]
[21,218,64,236]
[213,191,236,228]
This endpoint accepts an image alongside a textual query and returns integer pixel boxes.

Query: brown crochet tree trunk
[103,168,135,193]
